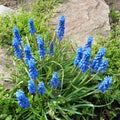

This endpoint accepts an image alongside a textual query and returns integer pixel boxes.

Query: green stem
[71,44,76,53]
[84,72,99,85]
[71,65,77,73]
[79,89,98,99]
[53,31,56,43]
[33,33,38,49]
[79,72,90,85]
[21,58,27,67]
[72,70,81,83]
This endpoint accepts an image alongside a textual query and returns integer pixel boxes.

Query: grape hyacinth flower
[28,80,36,94]
[97,59,108,73]
[78,48,91,72]
[91,47,106,72]
[57,15,65,40]
[29,18,36,34]
[49,72,60,87]
[74,46,83,66]
[12,38,23,59]
[13,26,22,44]
[38,82,46,94]
[84,36,93,51]
[98,76,112,92]
[49,41,54,55]
[28,59,38,80]
[24,44,33,65]
[16,89,30,108]
[37,35,46,59]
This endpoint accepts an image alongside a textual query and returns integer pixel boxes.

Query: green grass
[0,0,62,47]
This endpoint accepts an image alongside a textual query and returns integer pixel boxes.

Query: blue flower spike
[84,36,93,51]
[49,72,60,87]
[28,59,38,80]
[98,76,112,92]
[13,26,22,44]
[78,48,91,72]
[12,38,23,59]
[16,89,30,108]
[28,80,36,94]
[91,47,106,72]
[97,59,108,73]
[38,82,46,95]
[37,35,46,59]
[57,15,65,40]
[24,44,33,65]
[29,18,36,34]
[74,46,83,66]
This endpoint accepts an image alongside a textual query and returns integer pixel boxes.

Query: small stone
[0,5,13,15]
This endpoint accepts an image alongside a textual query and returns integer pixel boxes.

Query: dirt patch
[0,0,18,9]
[0,0,34,10]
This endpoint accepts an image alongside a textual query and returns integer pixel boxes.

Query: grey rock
[51,0,110,46]
[0,5,13,14]
[0,48,14,89]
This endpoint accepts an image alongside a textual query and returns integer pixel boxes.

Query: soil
[0,0,34,10]
[0,0,18,9]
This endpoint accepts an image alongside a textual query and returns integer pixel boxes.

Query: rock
[0,5,13,14]
[0,48,14,89]
[51,0,110,46]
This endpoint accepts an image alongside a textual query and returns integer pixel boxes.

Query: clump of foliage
[0,14,113,120]
[92,12,120,119]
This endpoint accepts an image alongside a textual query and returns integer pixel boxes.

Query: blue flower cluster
[28,80,46,95]
[38,82,46,94]
[74,46,83,66]
[28,59,38,80]
[49,41,54,55]
[49,72,60,87]
[84,36,93,51]
[12,38,23,59]
[97,59,108,73]
[29,18,36,34]
[24,44,33,65]
[78,48,91,72]
[28,80,36,94]
[57,15,65,40]
[13,26,22,44]
[16,90,30,108]
[91,47,106,72]
[37,35,46,59]
[98,76,112,92]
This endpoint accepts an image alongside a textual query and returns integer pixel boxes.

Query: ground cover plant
[92,11,120,119]
[0,14,113,120]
